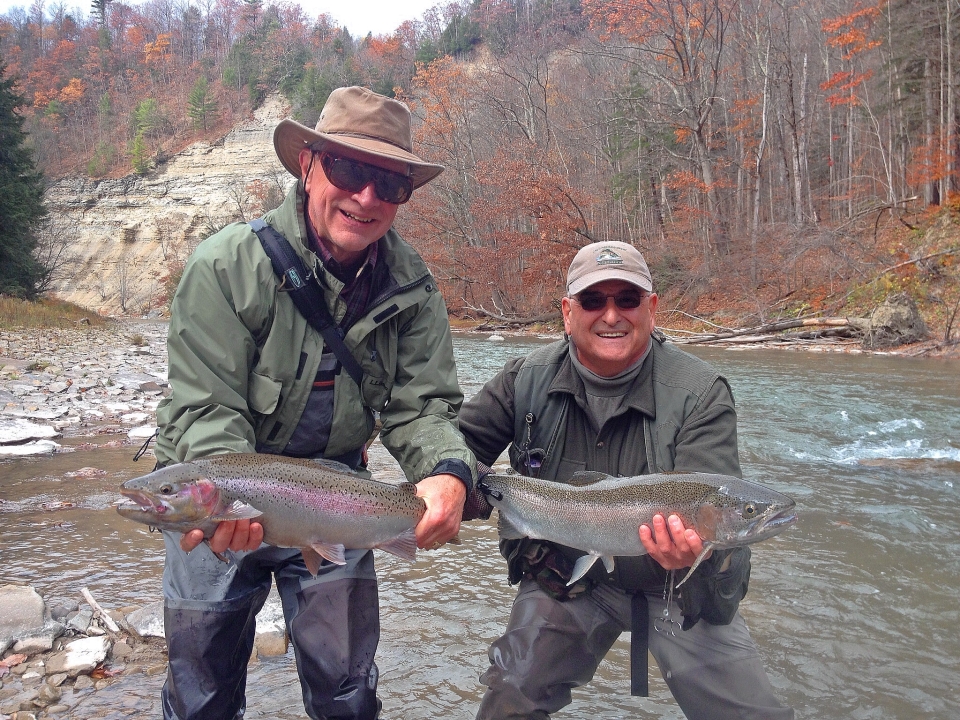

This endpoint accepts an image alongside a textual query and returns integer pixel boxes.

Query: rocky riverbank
[0,582,288,720]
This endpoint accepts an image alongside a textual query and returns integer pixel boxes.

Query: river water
[2,334,959,719]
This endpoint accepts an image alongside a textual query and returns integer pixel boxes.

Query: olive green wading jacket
[155,182,475,485]
[460,335,749,622]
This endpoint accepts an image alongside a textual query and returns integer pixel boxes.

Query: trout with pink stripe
[117,453,425,575]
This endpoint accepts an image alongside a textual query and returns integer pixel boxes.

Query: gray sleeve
[673,376,741,477]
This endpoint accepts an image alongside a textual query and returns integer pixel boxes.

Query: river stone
[44,637,110,677]
[12,621,64,654]
[0,440,60,456]
[254,588,288,657]
[66,609,93,634]
[0,585,45,641]
[33,682,62,707]
[865,293,929,348]
[124,602,164,639]
[0,419,59,444]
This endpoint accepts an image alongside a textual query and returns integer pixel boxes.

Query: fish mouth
[744,504,798,543]
[118,489,166,515]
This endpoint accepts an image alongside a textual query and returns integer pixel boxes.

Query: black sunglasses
[574,291,646,312]
[318,153,414,205]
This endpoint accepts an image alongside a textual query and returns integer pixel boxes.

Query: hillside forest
[1,0,959,341]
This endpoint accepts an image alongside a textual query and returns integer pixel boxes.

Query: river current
[2,334,958,719]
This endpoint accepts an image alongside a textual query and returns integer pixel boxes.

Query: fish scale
[117,453,426,575]
[481,470,797,586]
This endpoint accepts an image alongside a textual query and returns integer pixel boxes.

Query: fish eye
[743,503,757,518]
[159,484,174,495]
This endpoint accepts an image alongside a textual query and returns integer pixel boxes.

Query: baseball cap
[566,242,653,295]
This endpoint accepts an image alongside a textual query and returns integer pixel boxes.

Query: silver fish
[480,470,797,586]
[117,453,426,575]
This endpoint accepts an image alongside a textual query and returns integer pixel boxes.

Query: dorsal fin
[567,471,610,487]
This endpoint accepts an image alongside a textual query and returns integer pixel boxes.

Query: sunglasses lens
[578,295,606,311]
[374,174,413,204]
[321,155,413,204]
[576,292,643,311]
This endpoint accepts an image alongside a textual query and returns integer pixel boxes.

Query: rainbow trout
[117,453,425,575]
[479,470,797,586]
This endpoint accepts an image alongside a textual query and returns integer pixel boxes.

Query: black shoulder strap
[249,219,364,387]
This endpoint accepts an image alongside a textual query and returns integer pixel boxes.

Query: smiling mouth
[341,210,374,224]
[597,332,627,338]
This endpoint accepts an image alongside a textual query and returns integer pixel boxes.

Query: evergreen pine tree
[187,76,217,131]
[0,49,47,299]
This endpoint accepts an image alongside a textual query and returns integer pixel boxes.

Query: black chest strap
[249,219,364,388]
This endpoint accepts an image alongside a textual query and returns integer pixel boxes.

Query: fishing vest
[508,333,727,481]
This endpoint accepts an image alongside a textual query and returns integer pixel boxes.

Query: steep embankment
[47,95,292,315]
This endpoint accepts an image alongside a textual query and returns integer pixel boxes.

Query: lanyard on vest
[249,219,365,388]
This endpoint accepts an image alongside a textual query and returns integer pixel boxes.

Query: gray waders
[161,535,381,720]
[476,579,793,720]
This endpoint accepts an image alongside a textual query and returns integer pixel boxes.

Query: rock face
[864,293,929,348]
[47,95,294,315]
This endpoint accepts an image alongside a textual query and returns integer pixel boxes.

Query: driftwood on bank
[665,316,871,346]
[465,303,562,328]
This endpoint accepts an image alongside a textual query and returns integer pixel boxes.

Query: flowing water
[2,334,959,719]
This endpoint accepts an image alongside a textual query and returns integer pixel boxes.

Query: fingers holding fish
[640,514,708,571]
[414,473,466,549]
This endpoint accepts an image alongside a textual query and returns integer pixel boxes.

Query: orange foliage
[58,78,85,105]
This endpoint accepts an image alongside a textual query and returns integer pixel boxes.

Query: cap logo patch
[595,248,623,266]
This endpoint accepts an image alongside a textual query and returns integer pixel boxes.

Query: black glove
[677,546,751,630]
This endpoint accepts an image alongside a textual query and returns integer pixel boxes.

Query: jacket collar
[549,337,657,419]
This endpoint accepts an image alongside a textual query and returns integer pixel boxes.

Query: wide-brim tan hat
[274,86,444,189]
[566,241,654,295]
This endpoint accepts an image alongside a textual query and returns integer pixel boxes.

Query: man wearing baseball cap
[154,86,475,720]
[459,241,793,719]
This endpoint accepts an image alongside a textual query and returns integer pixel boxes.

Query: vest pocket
[248,371,282,415]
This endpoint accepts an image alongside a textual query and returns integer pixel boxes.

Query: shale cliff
[47,95,292,315]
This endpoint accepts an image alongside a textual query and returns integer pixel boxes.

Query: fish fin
[568,553,605,585]
[398,482,418,495]
[567,471,610,487]
[308,457,356,474]
[301,547,324,576]
[377,528,418,562]
[203,541,233,565]
[309,541,347,566]
[497,513,526,540]
[676,543,715,588]
[600,555,615,573]
[210,500,263,522]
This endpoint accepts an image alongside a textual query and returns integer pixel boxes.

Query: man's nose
[354,182,380,205]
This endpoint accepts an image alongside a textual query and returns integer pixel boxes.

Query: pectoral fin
[210,500,263,522]
[676,543,715,588]
[377,529,418,562]
[497,513,526,540]
[568,553,615,585]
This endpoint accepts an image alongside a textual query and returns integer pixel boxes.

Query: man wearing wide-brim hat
[154,86,476,720]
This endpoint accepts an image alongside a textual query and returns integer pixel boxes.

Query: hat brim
[567,269,653,295]
[273,118,444,189]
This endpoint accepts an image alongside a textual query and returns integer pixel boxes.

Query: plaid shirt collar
[305,217,380,330]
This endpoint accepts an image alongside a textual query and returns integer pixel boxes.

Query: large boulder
[864,293,928,348]
[0,585,46,646]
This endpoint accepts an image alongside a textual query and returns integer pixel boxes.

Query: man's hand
[414,473,467,550]
[639,513,709,570]
[180,520,264,554]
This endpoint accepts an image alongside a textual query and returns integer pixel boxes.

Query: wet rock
[0,419,59,444]
[0,585,45,643]
[72,675,94,691]
[44,637,110,678]
[66,609,94,634]
[123,602,164,639]
[254,588,288,657]
[12,621,64,655]
[46,599,79,623]
[33,682,61,708]
[864,293,929,348]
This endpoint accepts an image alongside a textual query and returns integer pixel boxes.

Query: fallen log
[665,317,870,345]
